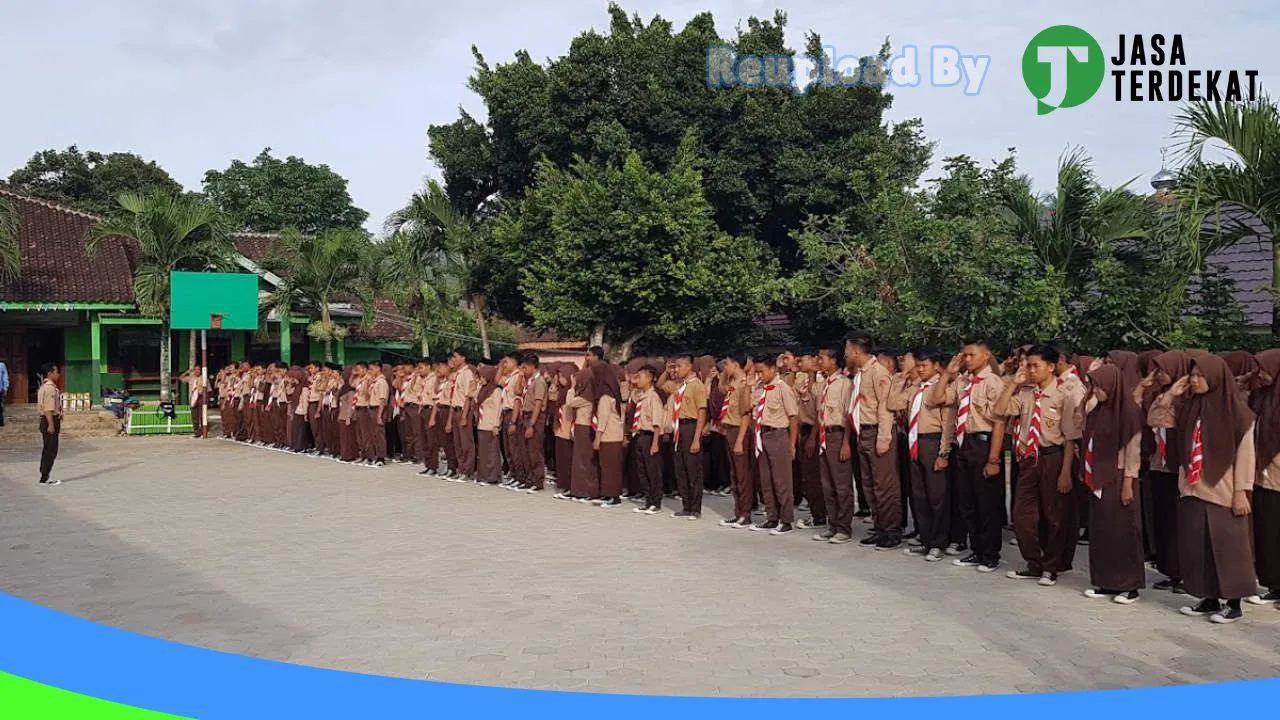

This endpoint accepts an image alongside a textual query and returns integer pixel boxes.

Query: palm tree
[998,147,1153,287]
[0,196,19,277]
[262,228,371,362]
[386,180,493,359]
[372,231,468,357]
[1173,97,1280,334]
[87,191,236,401]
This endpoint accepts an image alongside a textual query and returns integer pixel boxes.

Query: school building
[0,190,415,406]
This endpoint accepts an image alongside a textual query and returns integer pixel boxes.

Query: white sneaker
[1038,572,1058,587]
[925,548,945,562]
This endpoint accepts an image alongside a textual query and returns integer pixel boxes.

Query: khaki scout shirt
[673,376,708,422]
[853,358,895,445]
[817,373,853,428]
[37,379,63,417]
[718,375,753,427]
[370,375,390,408]
[451,367,476,409]
[1148,391,1257,507]
[476,391,503,432]
[634,388,665,433]
[501,372,524,412]
[1000,381,1083,448]
[596,395,625,443]
[948,366,1004,434]
[758,380,798,429]
[791,372,818,426]
[896,378,957,447]
[523,374,548,414]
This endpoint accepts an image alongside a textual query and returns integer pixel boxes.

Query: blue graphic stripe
[1,592,1277,719]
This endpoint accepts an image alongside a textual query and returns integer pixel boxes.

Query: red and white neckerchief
[1018,388,1045,461]
[818,376,836,455]
[1057,368,1079,388]
[716,385,735,432]
[955,376,975,447]
[753,385,774,454]
[908,379,937,461]
[392,390,403,418]
[631,399,643,434]
[591,411,599,433]
[848,371,863,436]
[1154,427,1168,466]
[1186,419,1204,485]
[1082,435,1101,498]
[671,382,688,443]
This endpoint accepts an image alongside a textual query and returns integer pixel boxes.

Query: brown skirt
[599,441,624,498]
[1178,495,1256,600]
[1253,487,1280,590]
[1087,476,1146,592]
[571,425,598,498]
[555,436,574,491]
[476,429,503,483]
[339,419,357,461]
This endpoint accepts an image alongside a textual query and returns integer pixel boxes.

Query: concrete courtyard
[2,434,1278,697]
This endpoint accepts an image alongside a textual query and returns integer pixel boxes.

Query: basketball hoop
[210,313,223,330]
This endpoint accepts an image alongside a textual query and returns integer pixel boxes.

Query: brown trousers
[798,425,825,521]
[522,412,547,488]
[1149,470,1182,580]
[244,402,258,442]
[599,442,624,498]
[555,436,574,491]
[289,412,311,451]
[503,410,525,482]
[418,405,441,471]
[632,431,663,508]
[724,424,755,520]
[857,429,902,537]
[819,426,856,536]
[451,408,476,476]
[672,420,704,513]
[1013,448,1072,573]
[220,401,237,438]
[308,403,324,454]
[403,405,423,462]
[756,427,795,524]
[339,418,357,461]
[354,407,378,460]
[324,407,340,456]
[908,435,950,551]
[571,425,598,498]
[476,429,502,483]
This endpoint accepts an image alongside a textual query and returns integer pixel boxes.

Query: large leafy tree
[203,148,369,234]
[427,5,923,336]
[371,230,469,358]
[495,133,779,361]
[261,228,371,362]
[1173,97,1280,335]
[5,146,183,215]
[0,196,19,277]
[86,192,236,400]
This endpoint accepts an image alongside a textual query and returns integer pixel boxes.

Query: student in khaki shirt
[518,355,549,492]
[889,349,956,560]
[669,355,709,520]
[593,363,627,506]
[1149,352,1257,624]
[792,353,827,531]
[717,355,758,528]
[36,363,63,485]
[750,355,799,533]
[446,351,477,480]
[561,366,599,500]
[810,347,855,543]
[997,345,1082,586]
[1052,343,1090,567]
[629,365,668,515]
[845,333,903,549]
[934,339,1008,570]
[369,361,391,464]
[499,353,526,487]
[1247,349,1280,605]
[552,365,577,497]
[474,365,504,484]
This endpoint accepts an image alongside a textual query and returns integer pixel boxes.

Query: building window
[106,327,161,376]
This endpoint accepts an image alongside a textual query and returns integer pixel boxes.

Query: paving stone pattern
[2,435,1278,697]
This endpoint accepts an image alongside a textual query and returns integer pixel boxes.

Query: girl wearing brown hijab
[1247,349,1280,606]
[474,365,504,484]
[552,364,577,497]
[337,368,359,463]
[1137,350,1191,594]
[562,366,599,501]
[1151,351,1257,623]
[1081,363,1146,603]
[593,363,627,506]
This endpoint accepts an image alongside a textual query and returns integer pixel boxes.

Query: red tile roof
[348,298,415,342]
[233,233,280,262]
[0,189,136,303]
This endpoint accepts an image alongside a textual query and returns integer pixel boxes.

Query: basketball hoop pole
[201,329,208,438]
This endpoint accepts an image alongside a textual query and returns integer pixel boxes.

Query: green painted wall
[341,345,382,364]
[63,323,94,395]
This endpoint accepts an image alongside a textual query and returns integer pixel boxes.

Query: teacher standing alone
[38,363,63,486]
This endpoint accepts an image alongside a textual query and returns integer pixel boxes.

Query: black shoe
[1211,605,1244,624]
[1007,568,1040,580]
[952,553,981,567]
[1180,599,1222,616]
[902,529,918,541]
[769,523,794,536]
[859,534,882,547]
[751,520,780,532]
[854,508,872,518]
[875,537,902,551]
[672,510,694,518]
[1154,578,1186,594]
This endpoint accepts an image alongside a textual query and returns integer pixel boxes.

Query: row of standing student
[200,340,1279,626]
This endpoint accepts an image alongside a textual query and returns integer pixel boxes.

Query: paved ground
[2,434,1278,697]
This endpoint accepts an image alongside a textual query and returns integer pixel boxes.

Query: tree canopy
[202,148,369,234]
[4,146,183,215]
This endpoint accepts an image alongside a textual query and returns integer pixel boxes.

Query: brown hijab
[476,364,499,405]
[1249,349,1280,467]
[1218,350,1260,378]
[574,366,598,404]
[592,362,623,407]
[1182,351,1255,485]
[1085,365,1142,489]
[1151,351,1191,471]
[1073,355,1096,373]
[694,355,717,381]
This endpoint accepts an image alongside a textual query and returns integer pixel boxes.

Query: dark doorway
[25,328,64,403]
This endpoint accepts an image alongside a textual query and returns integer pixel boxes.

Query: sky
[2,1,1276,234]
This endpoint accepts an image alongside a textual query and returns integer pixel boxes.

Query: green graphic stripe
[0,671,190,719]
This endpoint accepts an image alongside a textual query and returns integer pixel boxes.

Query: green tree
[371,230,469,357]
[203,148,369,234]
[261,228,372,362]
[0,196,19,277]
[4,146,183,215]
[495,133,779,361]
[86,191,236,400]
[1173,97,1280,335]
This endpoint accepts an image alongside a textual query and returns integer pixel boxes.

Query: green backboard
[169,271,259,330]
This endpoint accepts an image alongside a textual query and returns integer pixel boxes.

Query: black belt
[678,418,697,425]
[917,432,942,439]
[860,423,877,430]
[968,431,992,442]
[761,426,787,433]
[635,430,655,437]
[1035,444,1064,457]
[406,402,422,408]
[824,425,846,432]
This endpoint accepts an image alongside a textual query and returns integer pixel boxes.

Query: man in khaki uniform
[447,350,477,480]
[750,355,800,534]
[670,355,709,519]
[37,363,63,486]
[813,346,855,543]
[717,354,757,529]
[846,334,902,550]
[499,352,526,485]
[519,355,549,492]
[998,345,1082,586]
[793,352,826,530]
[890,348,957,561]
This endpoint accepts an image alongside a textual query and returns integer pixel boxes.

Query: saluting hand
[946,354,964,375]
[1169,375,1190,397]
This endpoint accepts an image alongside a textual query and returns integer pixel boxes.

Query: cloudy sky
[2,1,1275,232]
